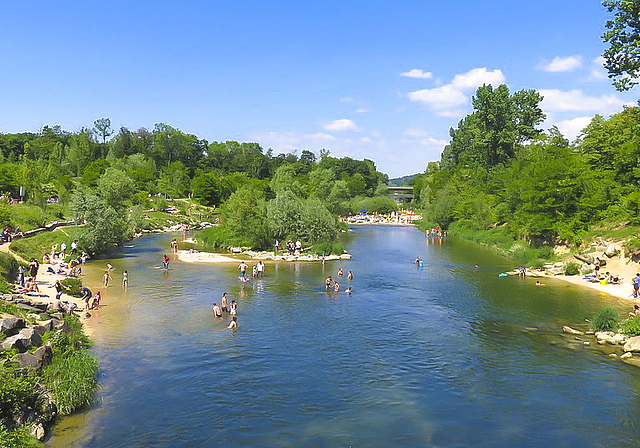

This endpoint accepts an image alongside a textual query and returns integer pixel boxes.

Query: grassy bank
[0,305,98,448]
[10,226,84,262]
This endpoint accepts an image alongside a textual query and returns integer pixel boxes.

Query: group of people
[238,260,264,281]
[324,267,353,294]
[275,239,302,255]
[212,292,239,329]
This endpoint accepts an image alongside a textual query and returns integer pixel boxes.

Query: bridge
[387,185,414,201]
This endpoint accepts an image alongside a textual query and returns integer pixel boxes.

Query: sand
[176,250,241,263]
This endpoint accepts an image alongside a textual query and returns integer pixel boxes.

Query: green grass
[0,300,28,318]
[308,241,345,256]
[590,306,620,332]
[60,278,83,297]
[197,226,254,249]
[622,315,640,336]
[9,226,83,261]
[0,252,19,283]
[8,203,71,232]
[41,351,98,415]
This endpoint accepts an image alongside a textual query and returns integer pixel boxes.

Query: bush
[0,371,39,428]
[590,306,620,332]
[563,262,580,276]
[622,316,640,336]
[309,241,345,256]
[60,278,83,298]
[0,426,43,448]
[0,252,18,283]
[42,351,98,415]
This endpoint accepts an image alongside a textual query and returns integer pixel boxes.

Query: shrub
[0,252,18,283]
[622,316,640,336]
[0,426,43,448]
[60,278,83,298]
[564,262,580,276]
[590,306,620,332]
[0,371,39,428]
[42,351,98,415]
[309,241,345,256]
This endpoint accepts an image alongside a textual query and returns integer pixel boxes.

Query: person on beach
[518,266,526,278]
[60,242,67,258]
[227,316,238,330]
[79,285,92,311]
[122,270,129,288]
[337,268,344,277]
[103,270,111,287]
[162,255,170,269]
[633,273,640,298]
[47,296,65,313]
[29,258,39,282]
[593,257,601,278]
[212,303,223,318]
[630,304,640,319]
[325,276,333,290]
[221,292,229,313]
[17,265,25,288]
[71,240,78,255]
[230,300,238,316]
[347,270,353,281]
[54,279,69,300]
[238,261,248,281]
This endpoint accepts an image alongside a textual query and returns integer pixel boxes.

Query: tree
[221,186,269,247]
[602,0,640,91]
[267,189,304,240]
[93,118,113,143]
[96,167,135,209]
[71,189,128,254]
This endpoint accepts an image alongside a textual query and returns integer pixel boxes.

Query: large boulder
[1,333,31,352]
[14,353,42,370]
[0,315,25,334]
[19,328,42,347]
[605,244,621,258]
[32,320,54,336]
[596,331,627,345]
[563,326,584,335]
[623,336,640,353]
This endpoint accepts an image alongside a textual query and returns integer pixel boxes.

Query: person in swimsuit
[80,286,92,311]
[122,270,129,288]
[212,303,223,318]
[325,276,333,290]
[337,268,344,277]
[630,304,640,319]
[103,270,111,287]
[227,316,238,330]
[238,261,248,280]
[334,281,340,292]
[347,270,353,280]
[221,292,229,313]
[230,300,238,316]
[345,287,352,294]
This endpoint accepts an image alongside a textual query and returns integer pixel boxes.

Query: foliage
[563,262,580,276]
[0,371,39,427]
[71,190,128,254]
[60,278,83,297]
[0,252,19,283]
[198,225,254,249]
[622,315,640,336]
[602,0,640,91]
[590,306,620,332]
[308,241,345,256]
[0,300,28,318]
[42,351,98,415]
[0,425,43,448]
[9,227,82,262]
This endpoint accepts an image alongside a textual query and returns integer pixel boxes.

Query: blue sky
[1,1,637,177]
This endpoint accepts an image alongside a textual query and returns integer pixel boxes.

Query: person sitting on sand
[227,316,238,330]
[25,277,39,293]
[47,297,65,312]
[630,304,640,319]
[42,253,50,264]
[212,303,223,318]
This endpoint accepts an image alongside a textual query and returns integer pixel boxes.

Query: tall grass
[41,351,98,415]
[590,306,620,332]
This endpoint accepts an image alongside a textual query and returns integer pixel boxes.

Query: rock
[547,267,563,275]
[32,324,49,336]
[0,315,25,334]
[595,331,627,345]
[598,340,606,345]
[585,330,595,335]
[563,326,584,335]
[553,262,564,267]
[14,352,42,369]
[621,352,633,359]
[609,353,618,358]
[605,244,621,258]
[623,336,640,352]
[52,319,70,333]
[32,345,53,367]
[584,341,590,346]
[30,423,46,441]
[1,333,30,352]
[19,328,42,347]
[340,254,352,260]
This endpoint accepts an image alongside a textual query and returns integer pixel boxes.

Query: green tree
[93,118,113,143]
[267,189,304,240]
[71,189,128,254]
[221,186,269,247]
[602,0,640,90]
[96,167,135,209]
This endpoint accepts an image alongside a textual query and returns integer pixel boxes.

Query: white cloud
[356,108,368,113]
[323,119,358,132]
[360,137,372,143]
[587,56,608,81]
[421,137,448,147]
[554,116,593,140]
[407,67,505,114]
[339,97,353,103]
[400,69,433,79]
[403,129,429,138]
[539,89,629,113]
[538,55,582,72]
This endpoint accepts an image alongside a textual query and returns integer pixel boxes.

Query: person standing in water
[122,270,129,288]
[347,270,353,280]
[256,261,264,278]
[227,316,238,330]
[238,261,248,281]
[221,292,229,313]
[162,254,170,269]
[230,300,238,316]
[337,267,344,277]
[103,270,111,287]
[212,303,223,318]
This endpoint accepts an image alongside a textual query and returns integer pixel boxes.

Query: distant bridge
[387,185,414,201]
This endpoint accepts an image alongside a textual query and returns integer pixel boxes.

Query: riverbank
[177,248,352,263]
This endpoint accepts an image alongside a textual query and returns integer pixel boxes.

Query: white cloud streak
[400,69,433,79]
[539,89,629,113]
[538,55,582,72]
[323,119,358,132]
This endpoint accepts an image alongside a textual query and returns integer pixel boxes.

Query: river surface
[47,226,640,447]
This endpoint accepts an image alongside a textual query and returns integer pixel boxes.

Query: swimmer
[415,256,422,264]
[212,303,223,318]
[103,270,111,287]
[325,276,333,290]
[347,270,353,280]
[227,316,238,330]
[337,268,344,277]
[334,282,340,292]
[230,300,238,316]
[345,287,352,294]
[535,281,544,286]
[221,292,229,313]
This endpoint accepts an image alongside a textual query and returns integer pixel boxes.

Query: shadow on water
[47,228,640,448]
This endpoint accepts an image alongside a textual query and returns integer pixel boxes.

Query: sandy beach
[176,250,240,263]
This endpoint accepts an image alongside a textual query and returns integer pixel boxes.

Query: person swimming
[347,270,353,280]
[345,287,352,294]
[227,316,238,330]
[337,268,344,277]
[212,303,223,318]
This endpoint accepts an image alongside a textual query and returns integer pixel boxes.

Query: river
[47,226,640,447]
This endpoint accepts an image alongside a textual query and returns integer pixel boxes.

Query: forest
[0,121,396,255]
